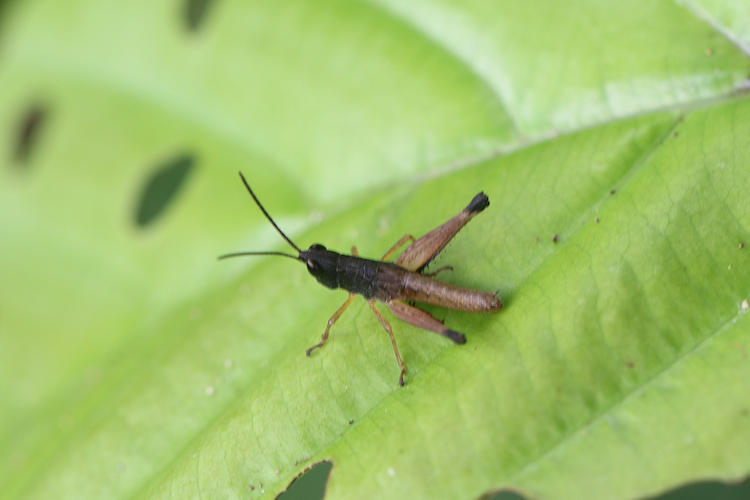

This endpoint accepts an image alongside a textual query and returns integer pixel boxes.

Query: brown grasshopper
[220,172,502,386]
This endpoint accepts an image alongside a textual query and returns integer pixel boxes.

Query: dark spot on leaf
[552,234,559,243]
[644,476,750,500]
[134,152,195,228]
[610,188,616,195]
[277,461,332,500]
[0,0,21,36]
[183,0,216,32]
[12,103,48,167]
[626,361,634,369]
[480,487,530,500]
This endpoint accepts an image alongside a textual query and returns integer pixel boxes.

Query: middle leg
[381,234,415,262]
[368,299,407,386]
[423,265,454,277]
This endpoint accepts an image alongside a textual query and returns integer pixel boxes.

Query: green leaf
[1,1,749,499]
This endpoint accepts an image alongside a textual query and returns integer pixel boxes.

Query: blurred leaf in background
[1,0,750,499]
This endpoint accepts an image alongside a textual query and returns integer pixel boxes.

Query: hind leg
[387,300,466,344]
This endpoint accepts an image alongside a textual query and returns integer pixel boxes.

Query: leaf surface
[1,1,749,499]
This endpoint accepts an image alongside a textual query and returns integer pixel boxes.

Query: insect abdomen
[401,273,502,312]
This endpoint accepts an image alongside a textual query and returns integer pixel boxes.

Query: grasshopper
[220,172,502,386]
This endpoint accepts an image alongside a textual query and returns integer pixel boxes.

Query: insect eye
[310,243,326,251]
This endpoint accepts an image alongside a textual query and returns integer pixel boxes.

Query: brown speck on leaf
[672,131,679,138]
[553,234,559,243]
[249,484,255,491]
[610,189,616,195]
[536,236,540,243]
[732,342,747,358]
[740,242,745,249]
[595,217,600,223]
[705,48,713,56]
[626,361,634,369]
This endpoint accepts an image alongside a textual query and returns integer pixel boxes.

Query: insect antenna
[217,251,300,261]
[236,171,303,254]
